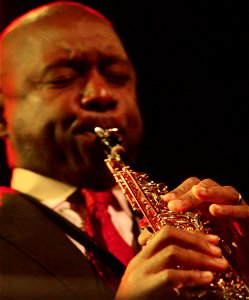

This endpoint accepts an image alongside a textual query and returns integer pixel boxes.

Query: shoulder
[0,186,16,194]
[0,186,18,203]
[0,188,42,226]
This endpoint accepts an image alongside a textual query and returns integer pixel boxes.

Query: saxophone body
[94,127,249,300]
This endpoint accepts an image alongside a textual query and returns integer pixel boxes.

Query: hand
[162,177,249,237]
[115,226,228,300]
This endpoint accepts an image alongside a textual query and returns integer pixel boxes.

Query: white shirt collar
[11,168,77,208]
[11,168,131,216]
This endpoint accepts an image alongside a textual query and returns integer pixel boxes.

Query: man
[0,2,248,299]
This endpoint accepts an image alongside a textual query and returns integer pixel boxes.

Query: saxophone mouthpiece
[94,127,118,138]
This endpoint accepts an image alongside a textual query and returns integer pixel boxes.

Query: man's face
[1,10,143,188]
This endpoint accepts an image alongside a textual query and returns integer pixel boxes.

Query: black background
[0,1,248,198]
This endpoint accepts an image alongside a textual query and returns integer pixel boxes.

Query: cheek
[128,107,143,132]
[118,89,143,135]
[12,106,43,135]
[129,113,143,148]
[124,101,143,154]
[6,98,55,146]
[125,96,143,131]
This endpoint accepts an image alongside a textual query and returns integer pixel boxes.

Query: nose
[79,71,117,112]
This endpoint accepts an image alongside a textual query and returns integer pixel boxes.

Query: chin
[65,158,115,190]
[80,172,116,191]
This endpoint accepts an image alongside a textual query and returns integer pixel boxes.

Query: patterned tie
[82,189,135,266]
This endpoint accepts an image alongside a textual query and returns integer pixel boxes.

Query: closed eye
[104,71,132,85]
[46,75,79,88]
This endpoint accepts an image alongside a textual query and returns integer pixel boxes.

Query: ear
[0,93,8,138]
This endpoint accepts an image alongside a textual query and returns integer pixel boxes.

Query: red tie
[82,189,135,266]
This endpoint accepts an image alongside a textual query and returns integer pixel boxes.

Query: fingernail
[201,271,213,281]
[212,257,228,270]
[168,200,183,212]
[213,205,223,213]
[214,257,228,268]
[163,192,176,201]
[209,244,221,256]
[206,234,219,242]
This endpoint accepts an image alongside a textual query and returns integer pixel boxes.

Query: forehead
[2,11,128,74]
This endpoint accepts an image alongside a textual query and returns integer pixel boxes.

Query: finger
[167,179,239,212]
[138,229,153,246]
[163,177,202,212]
[150,245,228,272]
[142,226,221,259]
[167,195,201,212]
[156,269,214,289]
[192,182,239,205]
[117,268,214,299]
[162,177,200,203]
[169,178,219,210]
[209,203,249,218]
[209,203,249,237]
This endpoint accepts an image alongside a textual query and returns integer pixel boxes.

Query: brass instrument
[94,126,249,300]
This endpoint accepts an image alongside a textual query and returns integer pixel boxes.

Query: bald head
[1,1,111,40]
[0,1,118,98]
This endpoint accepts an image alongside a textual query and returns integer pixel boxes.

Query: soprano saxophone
[94,126,249,300]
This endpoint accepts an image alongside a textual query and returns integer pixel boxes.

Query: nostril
[81,97,117,112]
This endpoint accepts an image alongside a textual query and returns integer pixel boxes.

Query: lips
[71,116,124,138]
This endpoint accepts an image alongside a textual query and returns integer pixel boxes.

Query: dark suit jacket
[0,188,115,299]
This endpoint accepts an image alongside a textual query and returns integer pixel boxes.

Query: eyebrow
[100,56,133,67]
[40,53,134,78]
[42,59,80,74]
[50,55,131,67]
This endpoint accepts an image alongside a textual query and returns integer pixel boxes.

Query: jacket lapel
[0,190,114,299]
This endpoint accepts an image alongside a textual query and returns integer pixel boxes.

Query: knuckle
[199,178,216,187]
[159,226,181,243]
[160,225,173,238]
[166,245,179,258]
[187,176,200,183]
[182,271,200,286]
[162,245,181,265]
[160,269,173,285]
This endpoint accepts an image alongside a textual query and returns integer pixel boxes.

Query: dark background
[0,1,248,198]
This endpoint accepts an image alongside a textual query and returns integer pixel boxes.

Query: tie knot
[82,189,117,213]
[95,191,113,208]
